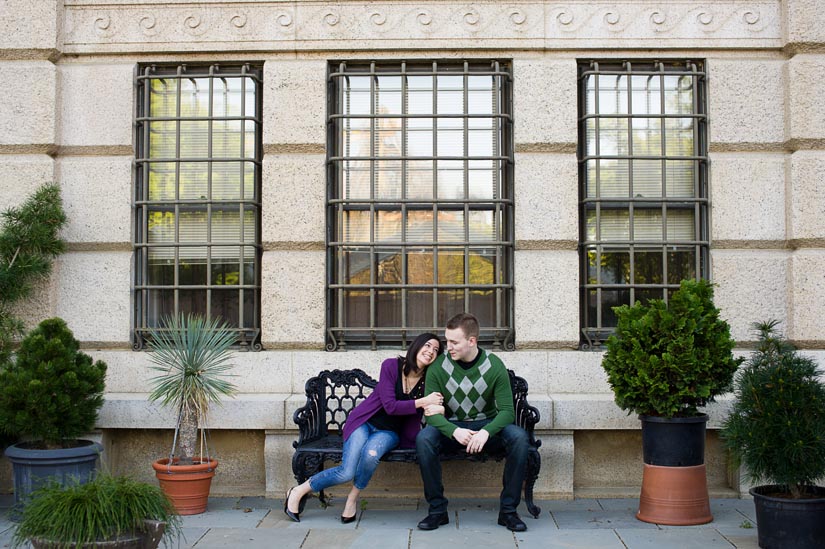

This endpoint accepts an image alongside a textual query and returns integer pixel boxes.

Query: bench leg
[524,448,541,518]
[292,453,325,513]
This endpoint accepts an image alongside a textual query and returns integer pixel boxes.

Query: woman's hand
[416,392,443,409]
[424,404,445,416]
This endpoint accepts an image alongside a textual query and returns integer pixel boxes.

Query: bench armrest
[292,374,327,447]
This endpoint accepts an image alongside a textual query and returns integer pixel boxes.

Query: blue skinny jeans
[308,422,400,491]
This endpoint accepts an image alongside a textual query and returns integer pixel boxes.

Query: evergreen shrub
[602,279,742,418]
[0,184,66,363]
[0,318,107,448]
[721,320,825,498]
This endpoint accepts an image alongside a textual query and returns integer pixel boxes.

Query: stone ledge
[551,393,734,430]
[98,392,733,432]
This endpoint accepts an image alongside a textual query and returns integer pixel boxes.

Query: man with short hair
[415,312,530,532]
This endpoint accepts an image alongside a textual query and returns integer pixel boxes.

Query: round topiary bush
[601,279,742,418]
[0,317,107,448]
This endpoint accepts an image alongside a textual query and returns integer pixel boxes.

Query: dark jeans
[416,420,529,515]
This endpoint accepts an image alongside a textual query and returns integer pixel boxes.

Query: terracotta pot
[152,458,218,515]
[636,463,713,525]
[30,519,165,549]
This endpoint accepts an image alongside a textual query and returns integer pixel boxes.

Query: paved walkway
[1,494,759,548]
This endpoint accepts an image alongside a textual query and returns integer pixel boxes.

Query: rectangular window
[327,60,515,350]
[133,64,263,349]
[578,60,709,349]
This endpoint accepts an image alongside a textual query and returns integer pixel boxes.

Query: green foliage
[601,279,742,417]
[147,313,237,463]
[11,474,181,548]
[0,184,66,363]
[0,318,107,448]
[721,321,825,499]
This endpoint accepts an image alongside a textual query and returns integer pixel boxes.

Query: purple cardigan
[341,358,422,449]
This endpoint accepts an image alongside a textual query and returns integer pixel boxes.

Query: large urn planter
[4,440,102,517]
[636,415,712,526]
[152,458,218,515]
[749,485,825,549]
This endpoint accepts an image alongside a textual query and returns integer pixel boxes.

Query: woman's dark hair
[400,332,442,376]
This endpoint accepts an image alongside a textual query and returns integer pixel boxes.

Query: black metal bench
[292,368,542,518]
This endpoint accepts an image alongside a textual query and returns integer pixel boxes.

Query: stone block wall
[1,0,823,499]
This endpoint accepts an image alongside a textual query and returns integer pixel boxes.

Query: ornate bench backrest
[294,367,539,446]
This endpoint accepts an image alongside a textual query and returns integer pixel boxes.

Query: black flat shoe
[417,512,449,530]
[283,488,300,522]
[340,513,356,524]
[497,512,527,532]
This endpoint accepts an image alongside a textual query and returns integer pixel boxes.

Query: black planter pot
[4,440,102,518]
[750,485,825,549]
[639,414,707,466]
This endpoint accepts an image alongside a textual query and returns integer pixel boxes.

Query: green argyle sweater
[424,349,515,438]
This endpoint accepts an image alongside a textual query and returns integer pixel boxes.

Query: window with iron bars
[133,63,263,350]
[326,60,515,350]
[578,60,709,349]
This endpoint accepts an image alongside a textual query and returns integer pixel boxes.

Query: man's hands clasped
[453,427,490,454]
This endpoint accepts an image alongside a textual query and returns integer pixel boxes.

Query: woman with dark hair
[285,332,444,523]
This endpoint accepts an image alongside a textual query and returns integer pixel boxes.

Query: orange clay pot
[152,458,218,515]
[636,463,713,525]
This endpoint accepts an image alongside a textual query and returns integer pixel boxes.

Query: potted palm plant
[146,313,237,515]
[721,320,825,549]
[11,473,181,549]
[1,318,107,515]
[601,279,742,525]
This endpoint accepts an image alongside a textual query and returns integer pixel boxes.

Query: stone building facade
[1,0,823,499]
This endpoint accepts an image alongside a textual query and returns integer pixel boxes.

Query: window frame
[325,60,515,350]
[577,60,710,349]
[132,63,264,350]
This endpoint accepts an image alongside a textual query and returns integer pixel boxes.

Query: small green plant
[0,183,66,363]
[147,313,237,464]
[740,520,753,529]
[11,474,181,548]
[0,317,107,448]
[602,279,743,417]
[721,320,825,499]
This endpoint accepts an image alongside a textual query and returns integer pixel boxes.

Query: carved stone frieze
[62,1,781,53]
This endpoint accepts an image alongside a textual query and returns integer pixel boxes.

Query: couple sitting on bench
[284,312,531,532]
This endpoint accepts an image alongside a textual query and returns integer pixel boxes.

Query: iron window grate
[133,63,263,350]
[326,60,515,350]
[577,60,710,350]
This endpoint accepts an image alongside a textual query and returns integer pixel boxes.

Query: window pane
[407,290,434,327]
[634,251,663,284]
[668,249,696,284]
[437,249,464,284]
[407,249,434,284]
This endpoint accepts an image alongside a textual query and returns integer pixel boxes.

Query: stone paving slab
[358,509,430,530]
[551,509,659,530]
[179,508,268,529]
[538,498,603,512]
[712,498,757,523]
[178,526,210,547]
[597,498,640,511]
[410,527,516,548]
[201,497,240,511]
[303,528,410,549]
[516,529,626,549]
[616,527,739,549]
[191,527,307,548]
